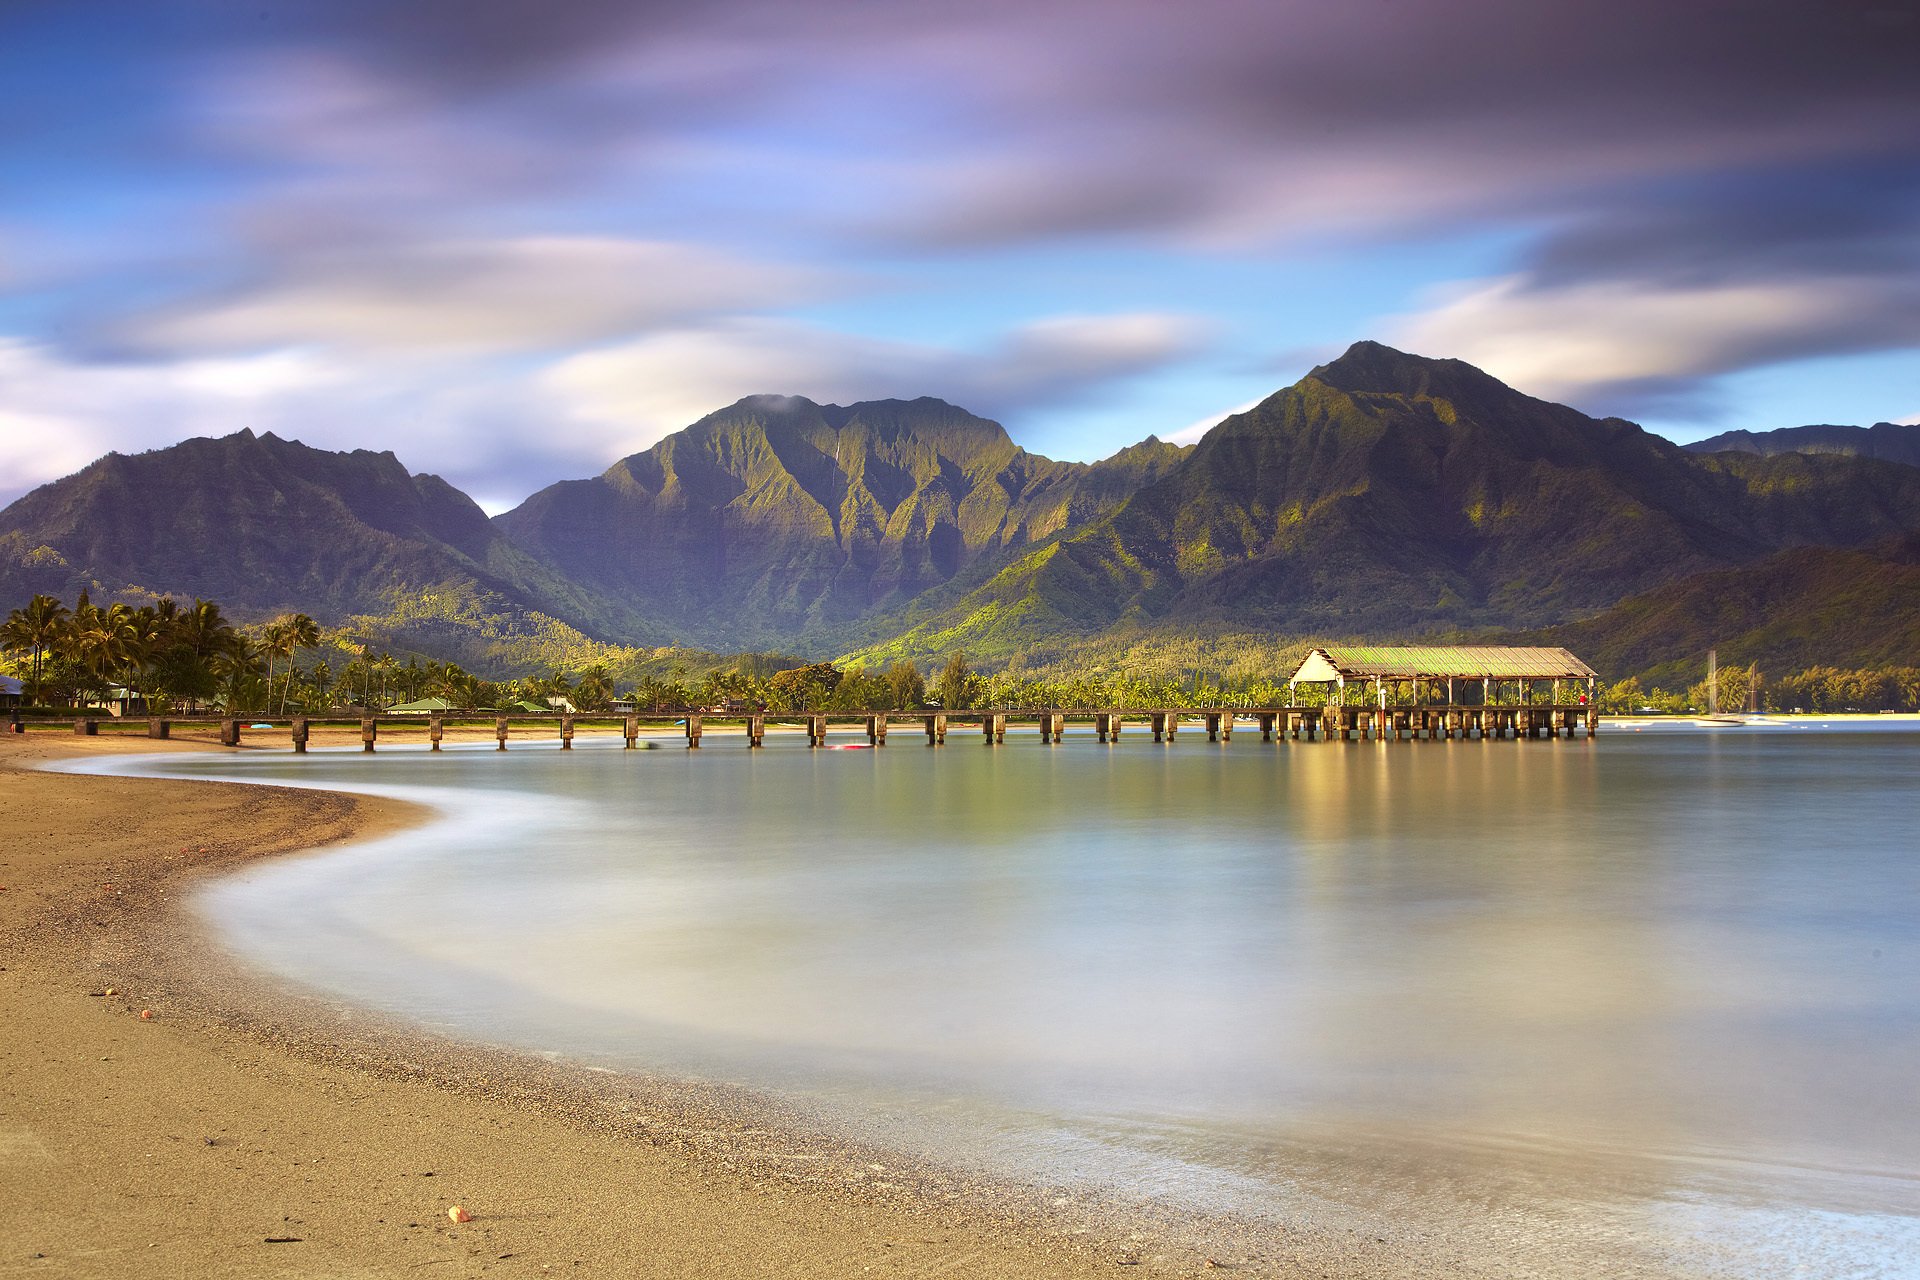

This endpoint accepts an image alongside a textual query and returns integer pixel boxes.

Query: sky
[1,0,1917,513]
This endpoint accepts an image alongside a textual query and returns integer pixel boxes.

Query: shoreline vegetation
[9,591,1920,721]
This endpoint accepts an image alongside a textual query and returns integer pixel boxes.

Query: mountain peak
[1305,340,1512,403]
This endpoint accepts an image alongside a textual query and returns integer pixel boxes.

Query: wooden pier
[58,702,1600,752]
[25,647,1604,753]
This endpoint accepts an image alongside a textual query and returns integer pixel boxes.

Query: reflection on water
[109,726,1920,1275]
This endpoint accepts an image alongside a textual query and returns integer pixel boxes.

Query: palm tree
[122,605,171,713]
[70,603,136,710]
[262,613,319,713]
[169,599,247,711]
[574,664,613,711]
[1,594,70,704]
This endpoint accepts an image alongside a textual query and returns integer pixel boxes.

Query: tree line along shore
[6,591,1918,718]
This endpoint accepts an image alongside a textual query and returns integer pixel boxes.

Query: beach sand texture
[1,734,1153,1278]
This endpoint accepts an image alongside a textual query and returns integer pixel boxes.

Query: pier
[53,699,1599,751]
[24,647,1601,752]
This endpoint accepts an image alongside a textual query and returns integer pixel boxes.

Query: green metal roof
[385,696,459,712]
[1292,645,1597,680]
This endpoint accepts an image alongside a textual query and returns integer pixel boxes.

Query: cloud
[0,337,613,514]
[123,0,1915,253]
[117,236,838,357]
[543,312,1208,452]
[1165,397,1266,447]
[1393,272,1920,420]
[0,340,346,502]
[0,311,1205,513]
[1389,169,1920,419]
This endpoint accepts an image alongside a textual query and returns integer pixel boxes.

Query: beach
[0,732,1177,1278]
[8,725,1911,1280]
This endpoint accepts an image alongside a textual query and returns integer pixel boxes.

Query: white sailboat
[1697,649,1743,726]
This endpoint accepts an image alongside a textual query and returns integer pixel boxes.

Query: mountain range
[1684,421,1920,468]
[4,342,1916,684]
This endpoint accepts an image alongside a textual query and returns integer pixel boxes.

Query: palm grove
[8,591,1920,717]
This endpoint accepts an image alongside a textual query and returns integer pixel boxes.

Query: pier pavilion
[1288,645,1598,710]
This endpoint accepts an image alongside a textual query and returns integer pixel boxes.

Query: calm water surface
[92,725,1920,1276]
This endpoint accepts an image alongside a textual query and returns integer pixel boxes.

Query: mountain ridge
[493,394,1188,650]
[1683,421,1920,469]
[5,343,1917,684]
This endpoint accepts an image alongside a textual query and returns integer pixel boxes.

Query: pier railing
[27,704,1600,750]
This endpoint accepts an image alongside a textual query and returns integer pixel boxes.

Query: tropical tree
[1,594,71,703]
[262,613,320,712]
[934,652,973,709]
[573,664,614,711]
[164,599,248,710]
[884,660,926,710]
[69,601,137,707]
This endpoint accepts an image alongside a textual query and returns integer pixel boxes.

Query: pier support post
[291,717,308,754]
[1587,708,1598,738]
[866,715,887,746]
[429,714,443,751]
[1095,712,1111,743]
[1205,712,1222,742]
[560,713,574,749]
[1150,712,1165,743]
[685,714,702,749]
[1039,712,1061,743]
[808,715,827,747]
[496,716,509,750]
[360,718,377,753]
[1258,712,1274,742]
[218,718,237,746]
[624,714,639,749]
[925,713,946,746]
[748,714,765,748]
[148,717,170,740]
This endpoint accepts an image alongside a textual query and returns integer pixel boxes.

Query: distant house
[1287,645,1598,704]
[83,684,141,717]
[386,696,463,714]
[1,675,22,709]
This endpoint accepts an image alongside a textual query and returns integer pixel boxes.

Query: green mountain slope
[845,343,1920,667]
[0,429,656,647]
[494,395,1188,650]
[1513,537,1920,688]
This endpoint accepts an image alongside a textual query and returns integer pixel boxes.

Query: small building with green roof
[1288,645,1597,706]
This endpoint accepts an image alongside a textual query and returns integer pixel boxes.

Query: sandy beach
[1,732,1181,1278]
[12,723,1868,1278]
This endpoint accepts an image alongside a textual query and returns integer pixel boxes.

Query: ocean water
[81,723,1920,1276]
